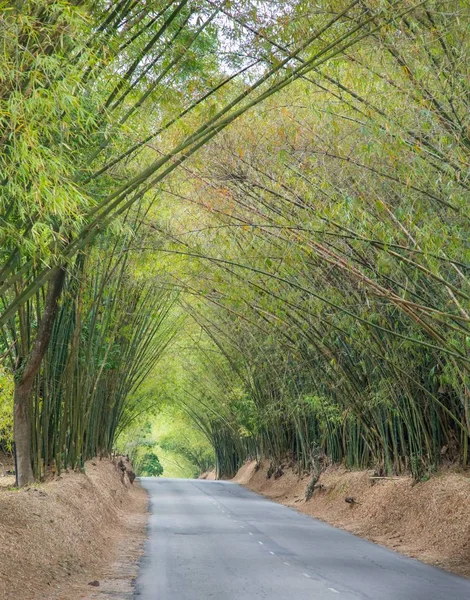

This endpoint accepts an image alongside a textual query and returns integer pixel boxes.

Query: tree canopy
[1,0,468,483]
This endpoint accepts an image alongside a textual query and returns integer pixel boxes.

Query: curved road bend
[135,478,470,600]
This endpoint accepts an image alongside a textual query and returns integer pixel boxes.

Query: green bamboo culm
[1,0,469,484]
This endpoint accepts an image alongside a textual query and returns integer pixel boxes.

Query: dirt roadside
[198,470,216,480]
[234,460,470,578]
[0,457,148,600]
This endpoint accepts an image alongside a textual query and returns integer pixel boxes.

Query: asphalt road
[135,478,470,600]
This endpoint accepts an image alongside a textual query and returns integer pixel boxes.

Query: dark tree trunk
[14,266,66,487]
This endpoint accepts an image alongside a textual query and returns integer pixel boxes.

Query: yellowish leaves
[401,64,412,79]
[0,367,14,451]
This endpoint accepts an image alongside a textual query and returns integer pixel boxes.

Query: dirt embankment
[199,470,216,480]
[234,460,470,578]
[0,457,148,600]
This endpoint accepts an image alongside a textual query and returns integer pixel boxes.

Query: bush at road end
[138,452,164,477]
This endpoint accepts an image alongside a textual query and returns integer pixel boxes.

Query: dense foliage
[140,0,470,479]
[0,368,14,452]
[0,1,468,483]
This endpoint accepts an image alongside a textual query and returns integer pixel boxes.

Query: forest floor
[233,460,470,578]
[0,455,148,600]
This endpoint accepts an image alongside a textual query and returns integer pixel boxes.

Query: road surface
[135,478,470,599]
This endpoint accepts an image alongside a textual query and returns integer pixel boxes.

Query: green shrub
[138,452,164,477]
[0,368,14,452]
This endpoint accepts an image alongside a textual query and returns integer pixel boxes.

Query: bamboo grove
[0,1,469,483]
[137,0,470,479]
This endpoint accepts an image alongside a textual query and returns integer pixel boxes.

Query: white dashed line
[258,541,264,545]
[239,526,244,529]
[249,532,254,536]
[303,573,311,579]
[328,588,340,594]
[283,562,290,566]
[269,551,275,555]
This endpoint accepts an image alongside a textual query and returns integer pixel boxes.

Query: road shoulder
[235,459,470,578]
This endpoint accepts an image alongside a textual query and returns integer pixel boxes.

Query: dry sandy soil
[199,470,216,480]
[0,456,148,600]
[234,460,470,578]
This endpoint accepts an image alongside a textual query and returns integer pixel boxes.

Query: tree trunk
[14,266,66,487]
